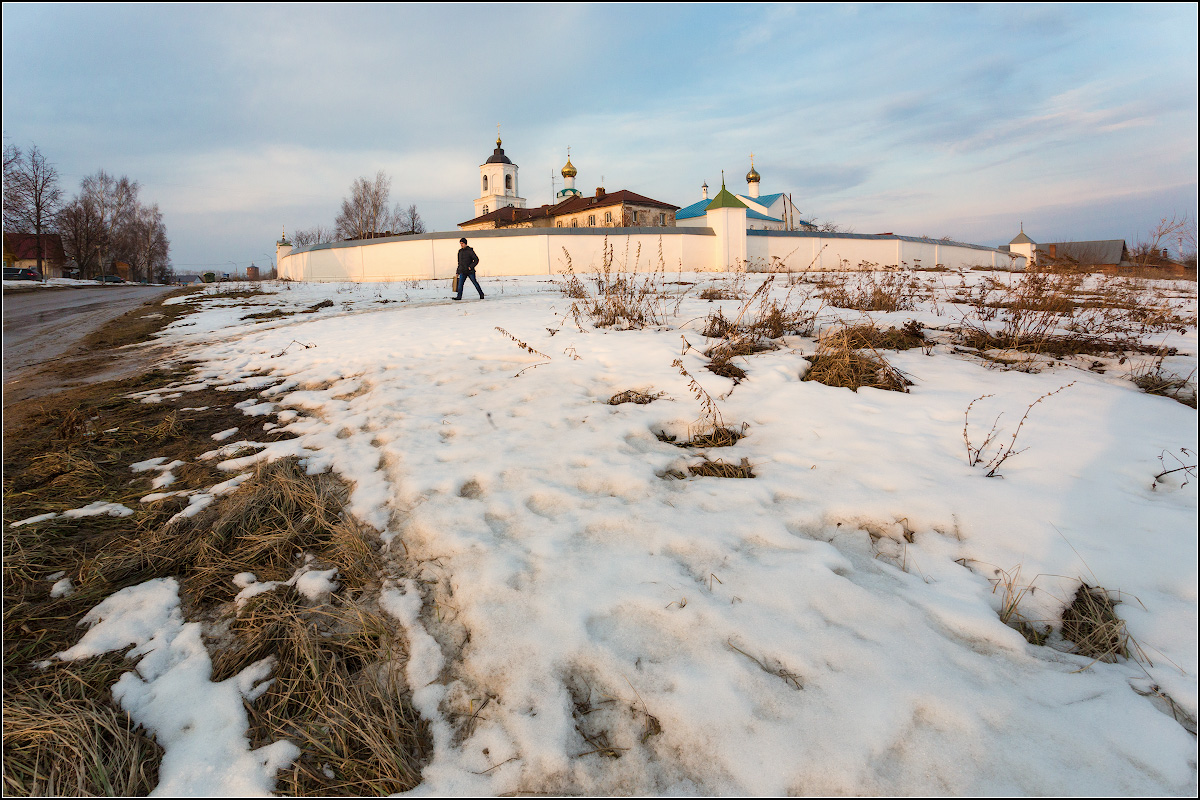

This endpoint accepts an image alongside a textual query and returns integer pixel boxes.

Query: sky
[3,3,1197,273]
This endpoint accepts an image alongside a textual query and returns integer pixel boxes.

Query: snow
[57,274,1198,795]
[56,578,298,796]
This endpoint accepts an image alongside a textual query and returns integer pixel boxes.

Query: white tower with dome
[474,135,526,218]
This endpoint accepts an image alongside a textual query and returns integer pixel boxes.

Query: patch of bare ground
[4,361,429,793]
[4,287,203,426]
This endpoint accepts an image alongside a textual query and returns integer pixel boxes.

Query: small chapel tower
[557,149,582,202]
[475,134,526,218]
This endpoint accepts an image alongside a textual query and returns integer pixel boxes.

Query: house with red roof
[3,232,67,277]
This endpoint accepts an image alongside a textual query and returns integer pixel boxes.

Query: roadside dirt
[2,288,196,431]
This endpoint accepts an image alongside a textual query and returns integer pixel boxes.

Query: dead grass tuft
[839,320,926,351]
[803,328,910,393]
[657,425,745,448]
[1061,583,1129,663]
[608,389,661,405]
[242,308,295,322]
[688,457,755,479]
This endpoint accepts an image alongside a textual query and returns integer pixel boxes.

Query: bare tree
[76,170,139,279]
[56,194,102,276]
[128,203,170,283]
[393,203,425,235]
[6,144,64,274]
[334,171,393,240]
[3,139,22,233]
[291,224,338,247]
[1132,213,1193,267]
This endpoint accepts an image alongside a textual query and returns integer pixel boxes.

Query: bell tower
[475,130,526,218]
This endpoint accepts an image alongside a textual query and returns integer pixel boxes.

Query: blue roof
[676,198,711,219]
[677,197,785,222]
[750,192,785,207]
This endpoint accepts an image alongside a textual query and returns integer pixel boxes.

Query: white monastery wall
[278,226,1021,283]
[279,229,720,282]
[747,231,1025,272]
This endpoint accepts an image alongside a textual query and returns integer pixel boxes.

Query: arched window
[482,176,488,192]
[505,175,512,191]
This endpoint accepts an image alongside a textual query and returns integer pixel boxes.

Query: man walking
[454,238,484,300]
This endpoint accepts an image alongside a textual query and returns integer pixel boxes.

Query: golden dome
[561,157,577,178]
[746,164,761,183]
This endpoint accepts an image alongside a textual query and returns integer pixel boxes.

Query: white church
[676,157,813,232]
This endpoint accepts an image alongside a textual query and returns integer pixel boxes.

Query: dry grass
[242,308,295,321]
[83,458,380,605]
[608,389,661,405]
[562,238,668,330]
[1130,352,1197,408]
[821,270,920,312]
[700,276,819,342]
[803,327,910,393]
[4,363,429,795]
[956,270,1191,359]
[838,320,926,351]
[1061,583,1129,663]
[3,654,163,797]
[656,425,745,448]
[688,457,755,479]
[212,592,428,795]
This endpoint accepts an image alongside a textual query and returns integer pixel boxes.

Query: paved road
[3,286,176,380]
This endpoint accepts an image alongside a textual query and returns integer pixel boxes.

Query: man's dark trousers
[456,271,484,300]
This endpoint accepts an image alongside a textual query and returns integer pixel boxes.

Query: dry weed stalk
[822,269,919,312]
[565,236,668,329]
[494,327,550,359]
[963,383,1075,477]
[672,358,724,432]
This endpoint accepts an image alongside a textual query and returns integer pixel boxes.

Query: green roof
[706,184,747,210]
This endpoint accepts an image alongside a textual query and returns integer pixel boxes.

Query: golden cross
[750,151,755,166]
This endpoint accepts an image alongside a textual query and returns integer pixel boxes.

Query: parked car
[99,274,126,283]
[4,267,42,281]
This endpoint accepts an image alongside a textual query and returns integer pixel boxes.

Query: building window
[556,221,563,227]
[571,219,578,227]
[482,176,488,192]
[604,211,612,225]
[587,215,595,226]
[483,205,489,215]
[505,175,512,191]
[659,213,666,226]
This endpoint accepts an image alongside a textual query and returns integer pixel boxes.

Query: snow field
[59,274,1198,794]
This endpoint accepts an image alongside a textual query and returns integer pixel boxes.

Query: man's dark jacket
[457,246,480,274]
